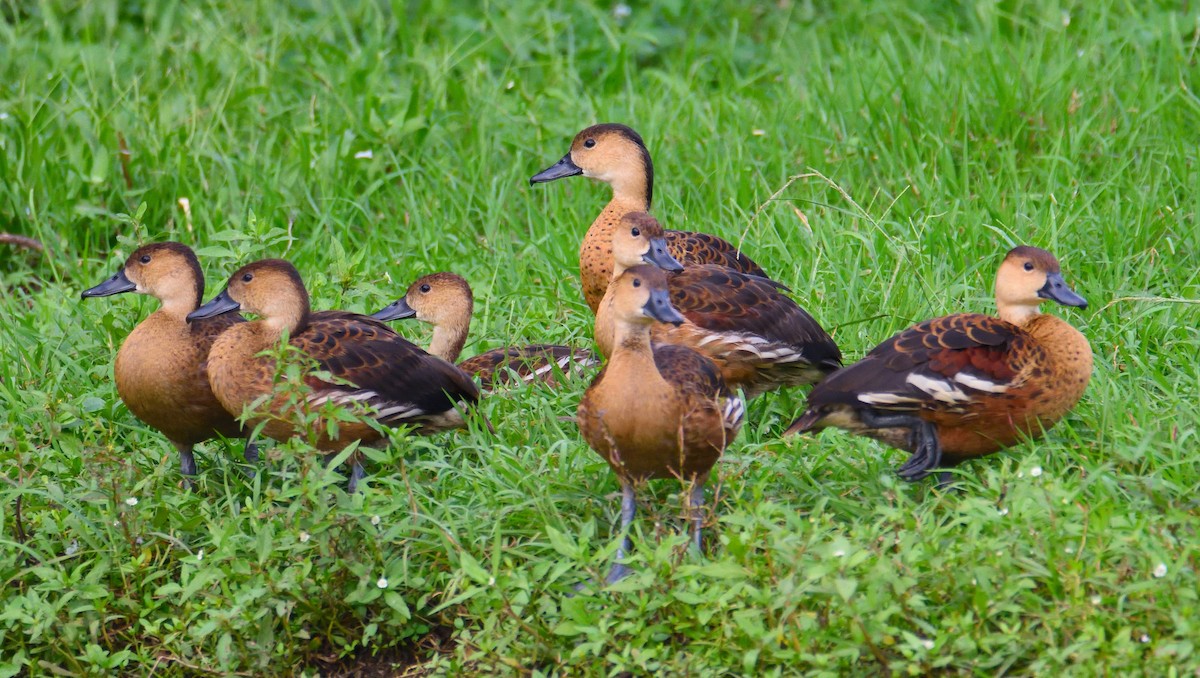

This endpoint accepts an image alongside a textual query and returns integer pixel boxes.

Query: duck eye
[241,273,254,283]
[632,278,641,288]
[631,227,640,237]
[584,138,596,148]
[420,284,431,293]
[139,254,151,264]
[1023,262,1034,272]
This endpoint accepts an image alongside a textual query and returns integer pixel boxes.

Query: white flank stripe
[905,373,970,403]
[858,392,922,405]
[954,372,1009,393]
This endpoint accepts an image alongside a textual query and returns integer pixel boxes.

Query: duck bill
[187,289,241,321]
[81,270,136,298]
[529,153,583,185]
[1037,272,1088,309]
[642,237,684,272]
[643,288,686,325]
[369,297,416,322]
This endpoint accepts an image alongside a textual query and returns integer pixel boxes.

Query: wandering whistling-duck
[187,259,480,492]
[596,212,842,397]
[577,265,744,583]
[81,242,257,483]
[786,246,1092,484]
[529,123,771,312]
[370,272,598,390]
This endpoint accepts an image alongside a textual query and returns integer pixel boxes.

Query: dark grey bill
[529,153,583,185]
[644,288,686,325]
[81,269,136,299]
[369,297,416,322]
[187,289,241,321]
[643,237,684,272]
[1037,272,1088,309]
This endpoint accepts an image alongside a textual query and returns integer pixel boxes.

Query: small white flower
[376,577,388,589]
[612,3,631,19]
[1017,472,1024,478]
[1140,633,1150,643]
[197,549,204,561]
[505,80,515,90]
[1030,466,1042,477]
[997,507,1009,516]
[299,532,310,543]
[488,577,495,586]
[370,515,381,526]
[833,549,845,558]
[354,150,373,159]
[1090,595,1102,605]
[922,639,934,650]
[65,540,79,556]
[125,497,138,506]
[751,129,766,137]
[0,112,9,120]
[1153,563,1168,578]
[136,536,143,545]
[1065,546,1074,554]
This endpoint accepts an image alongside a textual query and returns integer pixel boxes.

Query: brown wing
[667,265,842,369]
[460,344,599,389]
[293,311,479,427]
[652,344,745,446]
[807,314,1039,414]
[665,230,770,279]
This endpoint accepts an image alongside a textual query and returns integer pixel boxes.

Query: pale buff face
[403,272,474,328]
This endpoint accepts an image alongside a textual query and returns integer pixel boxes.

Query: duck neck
[611,320,656,364]
[429,322,469,363]
[997,302,1040,327]
[609,173,651,212]
[261,304,307,342]
[158,295,198,322]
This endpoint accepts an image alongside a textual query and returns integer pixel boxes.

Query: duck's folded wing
[812,313,1037,413]
[668,266,841,365]
[460,344,599,387]
[666,230,769,279]
[653,344,745,435]
[296,312,480,425]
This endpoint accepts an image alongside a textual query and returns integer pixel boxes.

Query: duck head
[608,264,686,327]
[82,242,206,315]
[530,123,654,208]
[995,246,1087,325]
[371,272,474,326]
[189,259,310,332]
[610,212,684,277]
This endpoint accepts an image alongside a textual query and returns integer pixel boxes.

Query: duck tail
[784,409,823,437]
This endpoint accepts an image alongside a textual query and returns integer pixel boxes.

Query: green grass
[2,0,1199,674]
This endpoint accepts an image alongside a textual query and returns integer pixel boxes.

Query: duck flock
[82,123,1092,583]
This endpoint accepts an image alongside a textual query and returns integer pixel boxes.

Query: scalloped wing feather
[665,230,768,279]
[812,313,1034,414]
[293,312,479,428]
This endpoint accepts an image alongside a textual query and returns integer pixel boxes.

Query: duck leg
[243,439,260,464]
[322,452,366,493]
[174,442,197,488]
[688,481,706,554]
[605,482,638,584]
[897,420,941,482]
[346,458,367,494]
[857,410,942,482]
